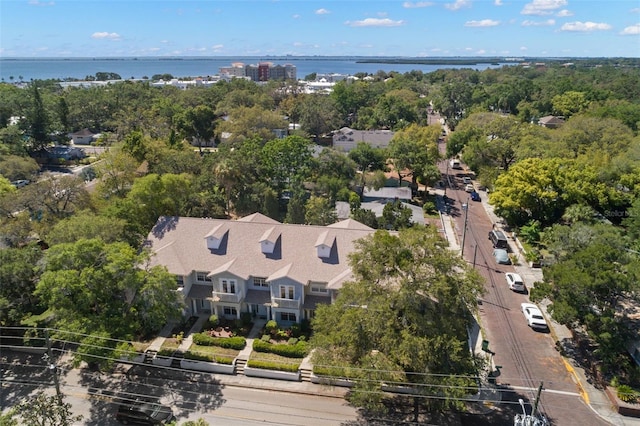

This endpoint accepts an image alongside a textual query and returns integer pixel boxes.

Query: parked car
[116,400,175,425]
[493,249,511,265]
[462,176,471,184]
[465,184,475,193]
[10,179,30,188]
[505,272,525,292]
[521,303,548,330]
[470,191,481,202]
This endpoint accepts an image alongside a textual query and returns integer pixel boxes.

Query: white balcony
[210,291,242,303]
[271,297,300,310]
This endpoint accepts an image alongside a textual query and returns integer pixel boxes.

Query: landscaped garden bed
[198,313,253,338]
[246,351,302,381]
[180,344,238,374]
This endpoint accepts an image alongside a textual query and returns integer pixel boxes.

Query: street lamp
[461,198,469,256]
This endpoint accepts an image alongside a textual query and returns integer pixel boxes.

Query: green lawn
[249,351,302,369]
[187,343,240,359]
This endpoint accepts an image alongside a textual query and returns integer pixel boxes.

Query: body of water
[0,56,508,82]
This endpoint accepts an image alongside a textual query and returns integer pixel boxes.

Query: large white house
[145,213,375,325]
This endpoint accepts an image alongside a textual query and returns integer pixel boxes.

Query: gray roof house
[537,115,565,129]
[145,213,374,325]
[68,128,98,145]
[332,127,394,152]
[362,186,412,202]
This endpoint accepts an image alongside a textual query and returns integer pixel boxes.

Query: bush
[192,333,246,350]
[423,201,437,215]
[289,323,302,338]
[617,384,639,403]
[252,339,309,358]
[207,314,218,329]
[265,320,278,334]
[247,359,300,372]
[288,337,299,345]
[157,348,175,357]
[261,334,271,343]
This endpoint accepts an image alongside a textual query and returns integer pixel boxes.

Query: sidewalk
[437,188,640,425]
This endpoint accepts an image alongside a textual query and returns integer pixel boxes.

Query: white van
[449,159,462,169]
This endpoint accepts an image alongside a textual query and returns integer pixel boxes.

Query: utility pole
[461,198,469,256]
[44,329,63,406]
[532,381,543,418]
[473,244,478,267]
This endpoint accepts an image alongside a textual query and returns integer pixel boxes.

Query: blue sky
[1,0,639,58]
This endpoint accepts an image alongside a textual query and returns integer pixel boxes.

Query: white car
[462,176,471,185]
[521,303,548,330]
[465,184,475,193]
[505,272,525,292]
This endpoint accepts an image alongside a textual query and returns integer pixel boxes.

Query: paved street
[437,151,612,426]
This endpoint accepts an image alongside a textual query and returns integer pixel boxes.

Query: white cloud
[212,44,224,50]
[520,46,528,51]
[91,32,121,40]
[521,19,555,26]
[464,19,500,27]
[476,49,486,54]
[315,8,330,15]
[28,0,55,5]
[621,24,640,35]
[560,21,612,32]
[445,0,471,11]
[521,0,567,16]
[403,1,433,8]
[556,9,573,17]
[292,14,300,19]
[631,8,640,13]
[494,0,503,5]
[346,18,405,27]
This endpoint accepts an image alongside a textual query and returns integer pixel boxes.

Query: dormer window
[260,227,280,254]
[315,231,335,259]
[205,224,227,249]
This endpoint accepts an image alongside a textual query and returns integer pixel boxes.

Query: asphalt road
[439,154,608,426]
[1,354,359,425]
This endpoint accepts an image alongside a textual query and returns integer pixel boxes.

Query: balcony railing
[210,291,242,304]
[271,297,300,310]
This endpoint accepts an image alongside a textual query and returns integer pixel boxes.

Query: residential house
[69,128,97,145]
[145,214,374,325]
[362,186,412,202]
[537,115,565,129]
[332,127,395,152]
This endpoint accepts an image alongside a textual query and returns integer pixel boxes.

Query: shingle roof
[146,216,374,287]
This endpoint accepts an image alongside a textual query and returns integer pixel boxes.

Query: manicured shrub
[156,348,175,357]
[265,320,278,334]
[289,323,302,338]
[288,337,298,345]
[192,333,246,350]
[247,359,300,372]
[216,356,234,365]
[261,334,271,343]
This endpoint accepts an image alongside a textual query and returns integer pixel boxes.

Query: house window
[223,306,237,316]
[280,285,294,299]
[176,275,184,287]
[310,284,328,294]
[196,272,211,283]
[253,277,268,288]
[221,279,236,294]
[280,312,297,322]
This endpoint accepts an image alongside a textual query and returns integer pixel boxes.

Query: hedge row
[183,351,234,365]
[247,359,300,372]
[192,333,246,350]
[252,339,309,358]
